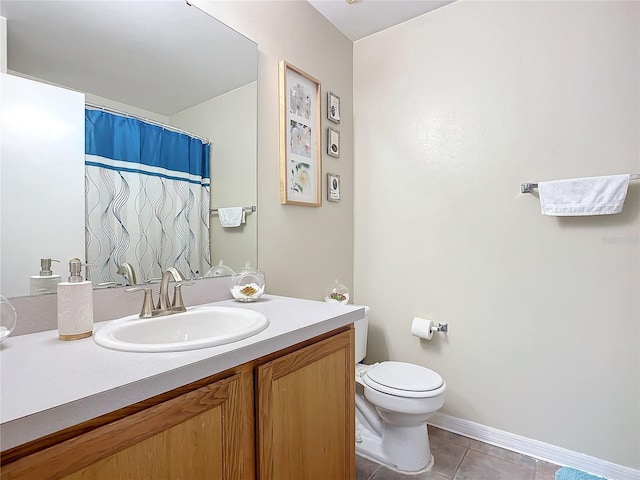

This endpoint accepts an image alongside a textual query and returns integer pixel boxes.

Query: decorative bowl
[324,279,349,305]
[231,262,265,302]
[0,295,17,342]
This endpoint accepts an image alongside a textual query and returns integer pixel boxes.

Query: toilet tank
[354,306,369,363]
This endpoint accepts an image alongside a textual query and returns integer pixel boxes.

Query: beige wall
[197,0,354,301]
[354,0,639,469]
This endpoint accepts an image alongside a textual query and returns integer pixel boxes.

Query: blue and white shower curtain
[85,109,211,286]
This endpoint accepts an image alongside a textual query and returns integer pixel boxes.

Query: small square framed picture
[327,92,340,124]
[327,127,340,158]
[327,173,340,202]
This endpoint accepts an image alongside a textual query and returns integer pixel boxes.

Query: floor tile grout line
[451,446,472,479]
[467,443,539,473]
[368,463,381,480]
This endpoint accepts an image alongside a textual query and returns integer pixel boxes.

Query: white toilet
[354,308,446,473]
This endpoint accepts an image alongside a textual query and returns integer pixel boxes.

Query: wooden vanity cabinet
[1,326,355,480]
[257,328,355,480]
[1,369,255,480]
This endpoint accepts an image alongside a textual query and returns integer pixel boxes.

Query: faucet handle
[125,286,155,318]
[172,281,195,311]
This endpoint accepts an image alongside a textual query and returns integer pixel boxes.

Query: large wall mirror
[0,0,258,298]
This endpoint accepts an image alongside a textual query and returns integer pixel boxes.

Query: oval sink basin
[94,305,269,352]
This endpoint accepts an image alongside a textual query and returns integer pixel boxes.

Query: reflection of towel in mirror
[218,207,245,227]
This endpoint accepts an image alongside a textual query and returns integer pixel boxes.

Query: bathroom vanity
[0,295,363,480]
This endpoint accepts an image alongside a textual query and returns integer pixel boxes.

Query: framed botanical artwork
[327,127,340,158]
[328,91,340,124]
[279,60,322,206]
[327,173,340,202]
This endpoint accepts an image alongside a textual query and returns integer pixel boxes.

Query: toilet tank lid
[364,361,444,393]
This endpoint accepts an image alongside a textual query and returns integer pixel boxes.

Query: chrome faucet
[126,286,156,318]
[158,267,186,311]
[126,267,194,318]
[116,263,137,286]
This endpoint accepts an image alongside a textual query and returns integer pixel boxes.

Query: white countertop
[0,295,364,451]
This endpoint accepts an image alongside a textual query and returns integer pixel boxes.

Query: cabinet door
[2,372,254,480]
[257,328,355,480]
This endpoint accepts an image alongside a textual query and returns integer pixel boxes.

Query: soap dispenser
[30,258,61,295]
[57,258,93,340]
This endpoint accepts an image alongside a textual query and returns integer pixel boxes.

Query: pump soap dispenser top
[30,258,61,295]
[57,258,93,341]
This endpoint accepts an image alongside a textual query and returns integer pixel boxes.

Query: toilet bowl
[354,309,445,473]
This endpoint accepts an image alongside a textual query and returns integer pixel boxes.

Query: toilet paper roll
[411,317,434,340]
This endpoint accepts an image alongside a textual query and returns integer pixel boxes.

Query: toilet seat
[362,361,444,398]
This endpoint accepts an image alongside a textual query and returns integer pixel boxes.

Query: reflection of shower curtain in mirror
[84,109,211,285]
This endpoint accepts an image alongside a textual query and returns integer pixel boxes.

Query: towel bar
[210,205,256,214]
[521,174,640,193]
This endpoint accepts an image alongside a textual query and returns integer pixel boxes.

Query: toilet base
[356,450,433,476]
[355,416,434,473]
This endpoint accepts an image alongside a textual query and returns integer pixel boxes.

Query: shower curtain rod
[85,102,211,145]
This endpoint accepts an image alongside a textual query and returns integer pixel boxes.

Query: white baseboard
[428,413,640,480]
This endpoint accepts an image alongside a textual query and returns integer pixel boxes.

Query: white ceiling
[307,0,456,41]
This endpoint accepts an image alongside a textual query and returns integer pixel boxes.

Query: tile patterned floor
[356,426,560,480]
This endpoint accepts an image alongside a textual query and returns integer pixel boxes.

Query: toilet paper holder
[411,317,449,340]
[433,322,448,333]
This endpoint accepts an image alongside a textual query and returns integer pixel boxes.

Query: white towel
[538,174,630,216]
[218,207,245,227]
